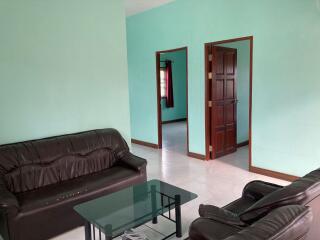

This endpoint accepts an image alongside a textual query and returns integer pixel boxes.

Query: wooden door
[208,46,237,159]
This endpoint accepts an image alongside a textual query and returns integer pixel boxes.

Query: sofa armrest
[199,204,246,227]
[242,180,283,201]
[224,205,312,240]
[189,217,243,240]
[118,152,147,172]
[0,180,19,210]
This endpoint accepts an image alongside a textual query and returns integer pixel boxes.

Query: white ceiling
[125,0,175,17]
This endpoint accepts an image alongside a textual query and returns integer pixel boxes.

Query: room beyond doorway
[156,47,189,155]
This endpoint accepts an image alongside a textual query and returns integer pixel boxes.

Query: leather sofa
[0,129,147,240]
[189,168,320,240]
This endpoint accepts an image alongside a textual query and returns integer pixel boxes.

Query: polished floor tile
[162,121,187,155]
[52,128,289,240]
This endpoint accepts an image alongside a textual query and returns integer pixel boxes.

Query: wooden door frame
[156,46,189,153]
[205,36,253,167]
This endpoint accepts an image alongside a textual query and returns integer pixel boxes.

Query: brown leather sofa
[0,129,147,240]
[189,168,320,240]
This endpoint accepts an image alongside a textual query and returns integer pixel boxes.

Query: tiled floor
[52,126,289,240]
[162,121,187,155]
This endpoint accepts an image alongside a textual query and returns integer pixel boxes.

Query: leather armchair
[189,168,320,240]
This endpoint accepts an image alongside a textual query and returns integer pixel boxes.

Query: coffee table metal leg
[104,224,113,240]
[151,185,158,224]
[174,194,182,238]
[85,221,92,240]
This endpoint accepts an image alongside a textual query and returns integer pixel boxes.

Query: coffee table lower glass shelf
[74,180,197,240]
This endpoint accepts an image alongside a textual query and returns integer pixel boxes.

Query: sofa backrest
[0,129,129,193]
[240,168,320,223]
[226,205,312,240]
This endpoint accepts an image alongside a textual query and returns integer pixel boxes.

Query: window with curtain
[160,68,167,98]
[160,61,174,108]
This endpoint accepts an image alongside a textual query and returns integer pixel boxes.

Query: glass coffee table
[74,179,197,240]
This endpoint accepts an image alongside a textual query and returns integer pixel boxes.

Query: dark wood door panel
[215,129,225,157]
[215,79,225,100]
[226,79,235,99]
[213,105,224,127]
[216,51,224,74]
[225,126,237,153]
[225,103,235,124]
[210,46,237,159]
[226,52,236,75]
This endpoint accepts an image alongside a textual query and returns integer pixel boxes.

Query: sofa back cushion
[0,129,129,193]
[240,168,320,223]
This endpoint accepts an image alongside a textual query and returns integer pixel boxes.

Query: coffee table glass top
[74,179,197,238]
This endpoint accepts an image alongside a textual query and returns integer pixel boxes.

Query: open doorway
[156,47,188,155]
[205,36,253,169]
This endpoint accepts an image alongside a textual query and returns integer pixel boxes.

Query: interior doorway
[205,37,253,167]
[156,47,189,154]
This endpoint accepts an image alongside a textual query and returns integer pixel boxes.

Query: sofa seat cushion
[16,166,139,213]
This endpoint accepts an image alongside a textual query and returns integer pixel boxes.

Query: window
[160,68,167,98]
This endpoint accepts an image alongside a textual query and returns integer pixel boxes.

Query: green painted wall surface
[0,0,131,144]
[219,41,250,144]
[127,0,320,176]
[160,50,187,122]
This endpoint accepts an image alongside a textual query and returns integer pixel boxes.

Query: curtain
[165,61,174,108]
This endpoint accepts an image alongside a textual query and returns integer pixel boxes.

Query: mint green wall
[127,0,320,176]
[219,41,250,144]
[160,50,187,122]
[0,0,131,144]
